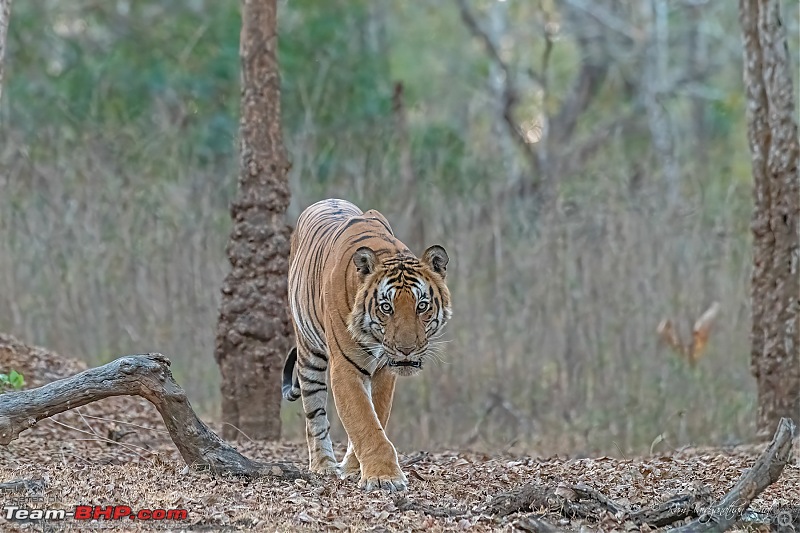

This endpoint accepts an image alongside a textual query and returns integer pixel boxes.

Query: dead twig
[393,496,465,518]
[515,515,564,533]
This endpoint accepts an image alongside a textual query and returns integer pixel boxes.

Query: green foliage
[0,370,25,392]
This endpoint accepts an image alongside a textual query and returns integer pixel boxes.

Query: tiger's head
[348,245,452,376]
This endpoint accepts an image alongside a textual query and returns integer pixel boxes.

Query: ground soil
[0,334,798,532]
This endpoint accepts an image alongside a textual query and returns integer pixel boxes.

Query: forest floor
[1,334,798,532]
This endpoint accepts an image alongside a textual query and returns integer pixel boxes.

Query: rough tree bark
[215,0,293,441]
[740,0,800,437]
[392,82,425,253]
[0,0,12,104]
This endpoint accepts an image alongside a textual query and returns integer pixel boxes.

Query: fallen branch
[396,478,711,528]
[0,353,305,480]
[393,496,465,518]
[668,417,795,533]
[627,490,712,528]
[515,515,564,533]
[0,478,45,493]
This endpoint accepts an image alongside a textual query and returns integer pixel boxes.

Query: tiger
[282,198,451,492]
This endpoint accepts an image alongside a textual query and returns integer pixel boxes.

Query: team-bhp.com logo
[5,505,188,522]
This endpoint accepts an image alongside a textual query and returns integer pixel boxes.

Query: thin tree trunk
[0,0,12,104]
[740,0,800,437]
[641,0,680,205]
[392,82,424,252]
[215,0,292,441]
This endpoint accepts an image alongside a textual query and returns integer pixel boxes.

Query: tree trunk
[0,0,12,104]
[215,0,292,441]
[740,0,800,437]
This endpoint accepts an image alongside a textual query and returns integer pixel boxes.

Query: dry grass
[0,118,759,455]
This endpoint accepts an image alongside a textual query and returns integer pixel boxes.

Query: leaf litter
[0,333,798,532]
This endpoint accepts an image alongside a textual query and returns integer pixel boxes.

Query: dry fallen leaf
[1,333,799,532]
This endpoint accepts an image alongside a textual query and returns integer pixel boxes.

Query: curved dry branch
[668,417,795,533]
[0,353,305,480]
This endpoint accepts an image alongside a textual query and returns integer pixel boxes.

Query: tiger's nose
[397,345,415,356]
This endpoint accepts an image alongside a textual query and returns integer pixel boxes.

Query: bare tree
[215,0,292,441]
[455,0,616,211]
[740,0,800,437]
[640,0,680,204]
[0,0,12,103]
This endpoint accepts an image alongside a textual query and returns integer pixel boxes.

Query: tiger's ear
[353,247,378,278]
[422,245,449,278]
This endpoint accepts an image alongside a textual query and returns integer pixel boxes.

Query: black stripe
[342,353,371,376]
[302,385,328,395]
[349,234,376,246]
[313,426,330,441]
[299,358,327,372]
[332,217,366,241]
[300,377,328,387]
[373,217,394,235]
[333,335,371,376]
[306,407,326,419]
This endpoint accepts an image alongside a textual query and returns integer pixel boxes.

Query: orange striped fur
[283,199,451,492]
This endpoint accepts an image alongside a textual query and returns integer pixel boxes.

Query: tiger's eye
[380,302,393,314]
[417,301,429,313]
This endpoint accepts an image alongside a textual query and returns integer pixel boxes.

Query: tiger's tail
[282,347,301,401]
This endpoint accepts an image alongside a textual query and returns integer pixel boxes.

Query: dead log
[627,490,711,528]
[0,353,305,480]
[668,417,796,533]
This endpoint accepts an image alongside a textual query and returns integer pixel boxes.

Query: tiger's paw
[338,451,360,479]
[309,458,341,477]
[359,468,407,492]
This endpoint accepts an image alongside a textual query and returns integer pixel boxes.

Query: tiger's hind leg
[297,345,338,475]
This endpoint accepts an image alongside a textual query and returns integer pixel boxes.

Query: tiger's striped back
[288,199,365,359]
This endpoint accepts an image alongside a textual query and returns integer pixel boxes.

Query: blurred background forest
[0,0,799,456]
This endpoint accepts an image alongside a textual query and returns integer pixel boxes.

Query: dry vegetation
[1,335,798,532]
[2,6,800,532]
[4,0,794,455]
[0,137,760,455]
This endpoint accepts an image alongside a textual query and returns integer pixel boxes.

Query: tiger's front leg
[330,355,407,492]
[339,366,397,478]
